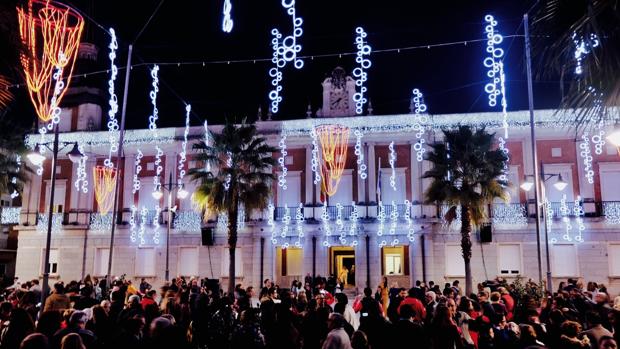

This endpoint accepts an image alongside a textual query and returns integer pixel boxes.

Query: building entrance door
[329,246,355,287]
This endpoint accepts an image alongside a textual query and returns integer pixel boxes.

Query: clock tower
[318,67,357,117]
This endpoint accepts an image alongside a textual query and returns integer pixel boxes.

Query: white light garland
[222,0,233,33]
[590,87,606,155]
[217,212,228,233]
[281,204,291,249]
[349,202,359,247]
[10,155,21,199]
[560,194,573,241]
[129,205,138,243]
[354,130,367,180]
[1,207,20,225]
[336,203,346,245]
[280,0,304,69]
[26,128,177,150]
[491,203,528,227]
[353,26,371,115]
[544,198,555,243]
[104,28,119,168]
[411,89,428,162]
[295,203,304,247]
[203,120,211,171]
[153,146,163,193]
[572,32,599,75]
[604,202,620,225]
[139,207,147,246]
[573,196,585,243]
[173,211,201,232]
[178,104,191,185]
[321,202,331,247]
[132,150,144,194]
[498,137,509,182]
[268,203,278,244]
[388,141,396,191]
[224,151,232,191]
[483,14,504,108]
[310,128,321,184]
[148,65,160,137]
[89,213,112,232]
[377,201,386,247]
[152,205,161,244]
[37,213,62,234]
[579,133,594,184]
[74,145,88,194]
[268,29,284,114]
[278,134,288,189]
[389,201,399,246]
[404,200,415,242]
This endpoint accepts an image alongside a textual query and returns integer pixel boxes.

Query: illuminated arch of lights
[353,26,371,115]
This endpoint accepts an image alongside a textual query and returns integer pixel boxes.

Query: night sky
[5,0,563,130]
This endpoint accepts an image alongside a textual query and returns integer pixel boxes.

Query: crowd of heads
[0,274,619,349]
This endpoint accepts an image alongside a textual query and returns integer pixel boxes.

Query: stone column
[367,143,376,202]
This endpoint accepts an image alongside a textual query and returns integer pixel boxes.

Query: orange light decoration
[17,0,84,123]
[93,165,117,215]
[316,125,350,197]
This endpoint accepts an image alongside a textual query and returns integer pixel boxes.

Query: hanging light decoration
[411,88,428,162]
[268,203,278,245]
[268,29,284,114]
[572,32,599,75]
[389,201,399,246]
[295,203,304,247]
[337,203,346,245]
[388,141,397,191]
[73,144,88,194]
[224,151,232,191]
[349,202,359,247]
[280,204,290,242]
[321,202,331,247]
[316,125,350,197]
[17,0,84,124]
[221,0,233,33]
[278,133,288,190]
[404,200,415,242]
[104,28,119,167]
[353,26,371,115]
[10,155,22,199]
[178,104,191,186]
[544,198,555,243]
[280,0,304,69]
[93,165,116,215]
[560,194,573,241]
[579,133,594,184]
[573,197,585,243]
[377,201,386,247]
[310,128,321,184]
[129,205,138,243]
[353,130,367,180]
[138,207,148,246]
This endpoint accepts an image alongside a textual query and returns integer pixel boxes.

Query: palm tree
[532,0,620,127]
[423,126,508,295]
[189,121,276,297]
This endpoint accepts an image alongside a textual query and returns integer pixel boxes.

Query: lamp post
[521,170,568,291]
[152,171,188,281]
[27,125,84,315]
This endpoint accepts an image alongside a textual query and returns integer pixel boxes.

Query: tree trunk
[227,205,238,299]
[460,204,473,296]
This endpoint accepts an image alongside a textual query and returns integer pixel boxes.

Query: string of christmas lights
[280,0,304,69]
[354,130,367,179]
[295,203,304,247]
[153,205,161,244]
[544,198,555,243]
[580,133,594,184]
[604,202,620,225]
[404,200,415,242]
[388,141,397,191]
[222,0,233,33]
[281,205,291,248]
[349,202,359,247]
[560,194,573,241]
[278,134,288,190]
[573,197,585,242]
[483,14,504,108]
[224,152,232,191]
[377,201,386,247]
[10,155,21,199]
[0,207,20,225]
[268,203,278,244]
[178,104,191,185]
[389,201,399,246]
[104,28,119,168]
[353,26,371,115]
[139,207,148,246]
[129,205,138,243]
[74,145,88,194]
[321,202,331,247]
[310,128,321,184]
[337,203,346,245]
[268,29,284,114]
[411,88,428,162]
[572,32,599,75]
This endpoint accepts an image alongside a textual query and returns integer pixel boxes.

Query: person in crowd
[583,311,614,349]
[599,336,618,349]
[20,333,49,349]
[377,277,389,317]
[392,304,429,348]
[430,304,464,349]
[52,311,96,349]
[322,313,352,349]
[44,283,71,312]
[60,333,86,349]
[0,308,35,349]
[334,293,358,331]
[398,287,427,323]
[559,320,591,349]
[350,331,369,349]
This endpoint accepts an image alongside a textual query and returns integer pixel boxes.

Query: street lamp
[153,171,188,281]
[27,129,83,315]
[521,170,567,291]
[606,129,620,150]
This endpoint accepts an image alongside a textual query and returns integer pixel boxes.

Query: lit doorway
[329,246,355,287]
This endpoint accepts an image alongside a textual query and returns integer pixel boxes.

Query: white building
[11,68,620,294]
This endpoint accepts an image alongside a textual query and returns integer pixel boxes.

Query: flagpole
[377,157,382,204]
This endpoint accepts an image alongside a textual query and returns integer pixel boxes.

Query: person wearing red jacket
[398,289,427,323]
[141,290,157,310]
[498,287,515,321]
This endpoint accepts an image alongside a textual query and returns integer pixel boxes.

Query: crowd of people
[0,274,619,349]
